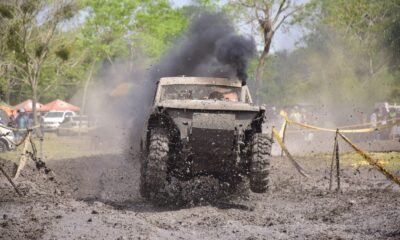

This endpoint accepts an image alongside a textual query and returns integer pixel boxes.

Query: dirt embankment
[1,150,400,240]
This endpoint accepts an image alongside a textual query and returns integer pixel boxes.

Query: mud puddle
[1,152,400,239]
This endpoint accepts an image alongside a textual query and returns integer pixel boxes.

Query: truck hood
[157,100,261,112]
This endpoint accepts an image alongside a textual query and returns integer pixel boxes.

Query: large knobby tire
[249,133,272,193]
[140,128,169,200]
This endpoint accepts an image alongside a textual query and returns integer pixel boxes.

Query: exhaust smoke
[151,12,256,84]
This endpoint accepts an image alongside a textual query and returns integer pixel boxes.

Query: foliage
[78,0,187,64]
[260,0,400,116]
[0,0,79,119]
[227,0,304,102]
[0,0,188,107]
[134,1,188,58]
[1,0,399,116]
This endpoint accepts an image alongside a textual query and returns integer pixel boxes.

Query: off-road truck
[140,77,272,201]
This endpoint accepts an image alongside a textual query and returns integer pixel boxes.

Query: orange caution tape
[272,127,309,178]
[337,132,400,186]
[280,111,394,134]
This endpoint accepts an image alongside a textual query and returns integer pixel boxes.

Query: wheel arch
[143,111,180,153]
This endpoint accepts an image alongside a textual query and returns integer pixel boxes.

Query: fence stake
[329,131,338,191]
[335,129,341,192]
[280,120,288,157]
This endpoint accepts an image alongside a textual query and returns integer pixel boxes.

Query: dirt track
[1,149,400,239]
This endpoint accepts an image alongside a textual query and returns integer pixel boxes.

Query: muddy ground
[1,142,400,240]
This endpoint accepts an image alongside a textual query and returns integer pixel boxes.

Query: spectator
[15,109,28,140]
[8,112,16,128]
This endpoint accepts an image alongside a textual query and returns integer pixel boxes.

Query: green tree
[264,0,399,120]
[228,0,303,102]
[77,0,188,113]
[80,0,187,64]
[134,1,188,58]
[0,0,78,123]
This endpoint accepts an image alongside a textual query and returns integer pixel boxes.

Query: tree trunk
[31,83,38,126]
[81,63,95,115]
[255,34,273,104]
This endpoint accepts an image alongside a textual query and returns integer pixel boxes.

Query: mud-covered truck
[140,77,272,201]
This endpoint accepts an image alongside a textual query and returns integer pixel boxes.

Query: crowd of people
[266,103,400,142]
[1,109,45,140]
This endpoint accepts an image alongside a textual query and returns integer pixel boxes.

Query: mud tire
[140,128,169,200]
[249,133,272,193]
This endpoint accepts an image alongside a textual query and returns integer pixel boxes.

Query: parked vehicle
[42,111,76,131]
[57,115,90,136]
[0,111,15,152]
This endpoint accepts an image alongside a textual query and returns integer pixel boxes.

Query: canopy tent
[14,99,47,112]
[43,99,80,112]
[0,101,15,116]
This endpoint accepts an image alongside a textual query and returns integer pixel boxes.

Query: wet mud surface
[1,148,400,239]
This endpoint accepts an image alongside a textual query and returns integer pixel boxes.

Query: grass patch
[2,133,122,163]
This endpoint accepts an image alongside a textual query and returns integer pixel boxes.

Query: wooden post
[335,129,341,192]
[39,136,43,160]
[280,120,288,157]
[329,131,338,191]
[14,131,31,179]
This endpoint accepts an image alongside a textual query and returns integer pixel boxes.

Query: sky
[171,0,308,53]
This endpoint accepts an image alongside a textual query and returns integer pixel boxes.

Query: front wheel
[249,133,272,193]
[140,128,169,200]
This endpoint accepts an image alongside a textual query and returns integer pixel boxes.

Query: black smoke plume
[151,12,256,85]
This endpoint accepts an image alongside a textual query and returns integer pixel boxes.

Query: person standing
[15,109,28,140]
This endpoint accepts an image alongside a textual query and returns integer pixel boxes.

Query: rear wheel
[140,128,169,200]
[249,133,272,193]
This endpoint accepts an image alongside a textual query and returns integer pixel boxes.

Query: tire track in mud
[1,150,400,239]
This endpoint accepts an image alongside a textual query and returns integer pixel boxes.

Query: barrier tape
[277,111,400,186]
[272,127,309,178]
[337,132,400,186]
[0,124,40,132]
[12,130,32,147]
[338,117,400,129]
[14,131,32,179]
[280,111,396,134]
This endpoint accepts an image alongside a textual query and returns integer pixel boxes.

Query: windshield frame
[160,84,241,102]
[155,77,253,104]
